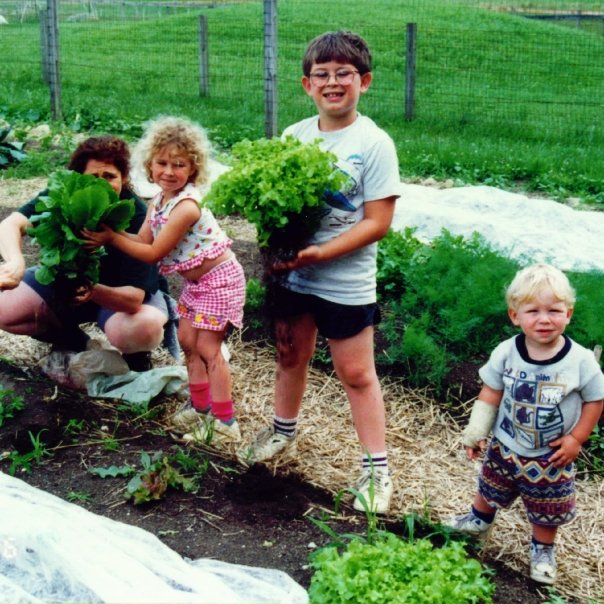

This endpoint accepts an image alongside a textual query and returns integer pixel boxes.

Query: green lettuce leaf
[27,169,136,286]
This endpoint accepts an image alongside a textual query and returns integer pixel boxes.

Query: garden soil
[0,178,592,604]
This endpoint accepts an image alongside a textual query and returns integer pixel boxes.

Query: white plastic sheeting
[393,184,604,273]
[0,472,308,604]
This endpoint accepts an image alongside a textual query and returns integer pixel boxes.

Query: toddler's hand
[548,434,581,468]
[465,440,486,461]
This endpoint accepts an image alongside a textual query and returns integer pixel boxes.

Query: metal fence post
[46,0,61,120]
[405,22,417,121]
[39,9,49,84]
[198,15,209,97]
[264,0,278,138]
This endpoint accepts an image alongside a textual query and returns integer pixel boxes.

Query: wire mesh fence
[0,0,603,147]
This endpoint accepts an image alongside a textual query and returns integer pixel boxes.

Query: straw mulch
[0,329,602,603]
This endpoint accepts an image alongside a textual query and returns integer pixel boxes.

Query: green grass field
[0,0,603,204]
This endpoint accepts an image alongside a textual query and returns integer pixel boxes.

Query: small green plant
[0,126,26,168]
[91,448,210,505]
[244,277,265,312]
[5,430,50,475]
[66,490,93,503]
[577,424,604,477]
[63,418,86,440]
[205,136,348,251]
[541,587,567,604]
[125,451,197,504]
[89,464,135,478]
[0,386,25,428]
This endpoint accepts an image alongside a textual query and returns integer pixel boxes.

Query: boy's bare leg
[329,326,386,454]
[274,314,317,419]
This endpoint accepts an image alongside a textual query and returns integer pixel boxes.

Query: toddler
[447,263,604,584]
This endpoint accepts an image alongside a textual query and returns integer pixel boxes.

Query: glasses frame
[308,69,360,87]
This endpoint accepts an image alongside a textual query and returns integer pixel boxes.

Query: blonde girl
[83,116,245,446]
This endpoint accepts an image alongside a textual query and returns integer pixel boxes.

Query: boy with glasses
[244,31,401,514]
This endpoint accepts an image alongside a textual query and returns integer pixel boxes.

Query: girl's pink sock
[211,400,234,424]
[190,382,211,413]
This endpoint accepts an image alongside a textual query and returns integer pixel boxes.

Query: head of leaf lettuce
[27,169,135,290]
[204,136,349,255]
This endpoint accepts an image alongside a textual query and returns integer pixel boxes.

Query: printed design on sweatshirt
[499,369,566,449]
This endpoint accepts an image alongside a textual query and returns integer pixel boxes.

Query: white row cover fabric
[0,472,308,604]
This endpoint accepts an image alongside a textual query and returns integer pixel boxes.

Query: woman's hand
[81,225,115,249]
[0,259,26,290]
[72,282,94,305]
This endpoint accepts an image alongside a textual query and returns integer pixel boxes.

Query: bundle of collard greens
[27,170,135,287]
[205,135,348,253]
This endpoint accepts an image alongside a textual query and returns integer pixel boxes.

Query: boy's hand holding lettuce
[27,170,135,293]
[205,135,347,254]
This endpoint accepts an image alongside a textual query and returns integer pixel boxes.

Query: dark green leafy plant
[205,135,348,252]
[376,227,604,398]
[0,126,27,168]
[27,169,135,288]
[377,228,519,394]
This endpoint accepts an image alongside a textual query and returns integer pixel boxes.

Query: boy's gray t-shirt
[479,334,604,457]
[281,114,401,305]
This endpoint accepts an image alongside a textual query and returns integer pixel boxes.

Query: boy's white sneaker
[352,469,393,515]
[240,426,297,465]
[444,511,493,538]
[169,401,204,434]
[182,416,241,446]
[530,542,557,585]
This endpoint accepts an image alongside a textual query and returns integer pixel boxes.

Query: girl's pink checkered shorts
[177,258,245,331]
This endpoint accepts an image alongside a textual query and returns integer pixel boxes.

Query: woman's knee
[105,312,165,351]
[0,286,49,332]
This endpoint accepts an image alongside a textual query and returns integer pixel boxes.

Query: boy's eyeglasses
[308,69,360,87]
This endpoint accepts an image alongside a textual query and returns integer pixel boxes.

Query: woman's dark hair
[68,136,131,179]
[302,30,372,76]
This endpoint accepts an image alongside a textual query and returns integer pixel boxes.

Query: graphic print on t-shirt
[499,370,566,449]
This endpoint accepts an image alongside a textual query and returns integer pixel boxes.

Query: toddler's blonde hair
[506,263,576,311]
[135,115,210,187]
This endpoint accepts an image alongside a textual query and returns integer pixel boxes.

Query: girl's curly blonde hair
[134,115,211,187]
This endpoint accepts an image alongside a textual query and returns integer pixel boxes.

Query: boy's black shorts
[270,285,381,339]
